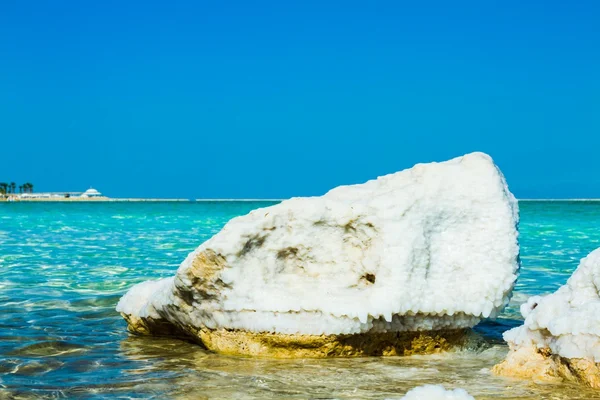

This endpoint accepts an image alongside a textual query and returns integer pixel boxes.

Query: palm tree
[18,185,23,194]
[23,182,34,193]
[0,183,6,195]
[10,182,16,194]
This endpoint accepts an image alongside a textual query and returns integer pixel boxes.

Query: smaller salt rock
[493,248,600,388]
[394,385,475,400]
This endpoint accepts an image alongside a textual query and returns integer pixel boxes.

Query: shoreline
[0,197,190,202]
[3,198,600,203]
[195,198,284,202]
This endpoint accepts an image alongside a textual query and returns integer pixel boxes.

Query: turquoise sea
[1,201,600,399]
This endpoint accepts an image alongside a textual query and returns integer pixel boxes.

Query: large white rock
[494,248,600,387]
[117,152,519,356]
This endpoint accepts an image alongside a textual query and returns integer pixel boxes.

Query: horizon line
[194,198,600,202]
[195,198,285,202]
[517,198,600,202]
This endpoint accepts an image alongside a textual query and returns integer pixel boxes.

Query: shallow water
[1,201,600,399]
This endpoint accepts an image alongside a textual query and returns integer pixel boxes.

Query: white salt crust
[117,152,519,336]
[397,384,475,400]
[504,248,600,362]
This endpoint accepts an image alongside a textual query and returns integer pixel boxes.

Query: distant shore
[518,199,600,202]
[0,197,190,202]
[3,197,600,203]
[195,198,284,202]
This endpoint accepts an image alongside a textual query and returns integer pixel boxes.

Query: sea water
[1,201,600,399]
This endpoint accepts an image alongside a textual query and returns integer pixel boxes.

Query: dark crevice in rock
[238,235,267,257]
[277,247,299,260]
[361,273,376,284]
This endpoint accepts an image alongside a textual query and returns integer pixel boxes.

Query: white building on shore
[80,188,103,198]
[15,187,105,200]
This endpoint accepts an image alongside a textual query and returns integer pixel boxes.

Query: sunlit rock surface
[117,152,519,357]
[398,385,475,400]
[494,248,600,387]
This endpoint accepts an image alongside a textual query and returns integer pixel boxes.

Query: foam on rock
[397,385,475,400]
[493,248,600,387]
[117,152,519,357]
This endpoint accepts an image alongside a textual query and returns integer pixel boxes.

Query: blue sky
[1,1,599,199]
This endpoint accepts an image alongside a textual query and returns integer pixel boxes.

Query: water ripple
[1,201,600,398]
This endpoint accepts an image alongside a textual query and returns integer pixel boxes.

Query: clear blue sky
[1,1,599,199]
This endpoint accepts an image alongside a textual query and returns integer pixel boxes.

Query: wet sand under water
[3,322,600,399]
[119,334,599,400]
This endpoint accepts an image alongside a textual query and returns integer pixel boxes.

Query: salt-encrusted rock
[117,152,519,357]
[493,249,600,387]
[398,385,475,400]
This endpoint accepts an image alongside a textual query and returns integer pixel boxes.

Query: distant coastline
[518,199,600,202]
[3,198,600,203]
[3,189,600,204]
[195,198,284,202]
[1,197,190,202]
[0,185,190,202]
[0,196,281,203]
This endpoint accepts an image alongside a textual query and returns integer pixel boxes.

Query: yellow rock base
[493,346,600,388]
[196,327,472,358]
[121,312,474,358]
